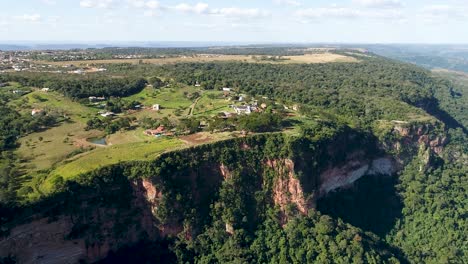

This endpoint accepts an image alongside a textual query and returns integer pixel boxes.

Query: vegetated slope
[1,129,411,263]
[116,57,455,128]
[0,55,466,263]
[0,73,146,99]
[431,70,468,129]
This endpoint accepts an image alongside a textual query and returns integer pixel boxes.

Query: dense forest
[0,73,146,99]
[103,58,466,131]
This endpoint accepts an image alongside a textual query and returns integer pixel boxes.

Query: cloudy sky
[0,0,467,43]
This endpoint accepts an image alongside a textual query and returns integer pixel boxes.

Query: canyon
[0,122,446,263]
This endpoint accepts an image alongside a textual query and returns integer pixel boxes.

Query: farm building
[234,105,251,115]
[31,109,43,116]
[100,112,115,117]
[144,126,166,136]
[152,104,160,111]
[89,96,106,102]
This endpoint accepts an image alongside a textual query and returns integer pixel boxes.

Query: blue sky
[0,0,467,43]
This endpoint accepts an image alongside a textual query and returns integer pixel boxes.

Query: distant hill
[363,44,468,72]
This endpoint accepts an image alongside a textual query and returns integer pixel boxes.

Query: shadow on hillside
[317,174,403,237]
[417,98,467,134]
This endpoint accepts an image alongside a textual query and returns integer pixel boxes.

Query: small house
[100,112,115,117]
[234,105,251,115]
[222,87,232,92]
[144,126,166,136]
[89,96,106,102]
[41,88,50,92]
[195,81,201,87]
[31,109,43,116]
[152,104,160,111]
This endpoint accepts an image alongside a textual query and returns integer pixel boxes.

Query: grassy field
[193,91,233,116]
[127,85,197,109]
[9,90,97,121]
[39,53,358,66]
[43,138,185,189]
[11,91,103,172]
[284,53,359,63]
[16,122,102,172]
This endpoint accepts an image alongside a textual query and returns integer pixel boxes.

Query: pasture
[39,53,358,66]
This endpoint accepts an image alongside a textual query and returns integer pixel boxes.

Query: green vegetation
[0,73,146,99]
[48,138,183,187]
[0,48,466,264]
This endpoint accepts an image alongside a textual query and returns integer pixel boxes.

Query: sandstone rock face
[0,218,85,264]
[0,124,445,262]
[0,179,160,264]
[269,159,309,216]
[319,157,396,196]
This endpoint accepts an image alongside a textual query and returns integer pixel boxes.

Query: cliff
[0,122,446,263]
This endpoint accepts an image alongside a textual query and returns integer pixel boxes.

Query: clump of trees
[1,73,147,99]
[86,116,136,134]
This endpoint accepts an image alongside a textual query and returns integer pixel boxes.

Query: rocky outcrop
[0,178,160,264]
[0,218,85,264]
[319,157,397,196]
[392,121,447,156]
[268,159,310,216]
[219,164,232,180]
[0,126,446,262]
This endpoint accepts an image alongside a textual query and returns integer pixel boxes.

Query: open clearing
[284,53,359,63]
[9,90,97,121]
[39,53,358,66]
[193,91,233,116]
[16,122,102,172]
[45,138,185,189]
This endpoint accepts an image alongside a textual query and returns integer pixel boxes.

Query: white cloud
[170,3,270,18]
[353,0,403,9]
[126,0,145,8]
[173,3,210,14]
[212,8,270,18]
[274,0,301,7]
[296,6,403,21]
[15,14,42,22]
[79,0,115,9]
[296,7,360,19]
[145,0,160,9]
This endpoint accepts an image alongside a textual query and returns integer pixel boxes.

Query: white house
[31,109,43,116]
[152,104,160,111]
[234,105,251,115]
[222,87,232,92]
[41,88,50,92]
[100,112,115,117]
[89,96,106,102]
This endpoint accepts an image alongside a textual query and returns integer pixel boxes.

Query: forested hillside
[0,52,466,263]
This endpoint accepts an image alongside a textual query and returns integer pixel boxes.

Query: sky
[0,0,467,44]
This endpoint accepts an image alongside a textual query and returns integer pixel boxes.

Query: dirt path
[188,96,202,116]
